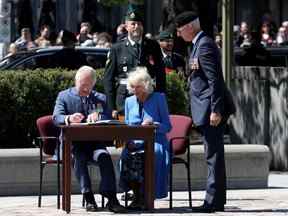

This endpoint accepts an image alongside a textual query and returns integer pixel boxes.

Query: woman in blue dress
[119,66,172,210]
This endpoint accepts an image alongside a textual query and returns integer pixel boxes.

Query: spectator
[261,22,274,47]
[34,25,51,48]
[116,23,127,41]
[14,28,36,51]
[119,67,172,210]
[240,30,271,66]
[276,27,286,46]
[282,21,288,43]
[215,33,222,49]
[236,22,251,47]
[95,32,112,48]
[77,24,93,46]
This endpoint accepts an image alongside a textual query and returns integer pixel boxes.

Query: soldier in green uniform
[156,30,186,75]
[103,5,166,117]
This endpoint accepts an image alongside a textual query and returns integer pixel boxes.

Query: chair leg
[125,192,128,207]
[38,163,44,207]
[82,194,85,207]
[57,161,60,209]
[187,148,192,208]
[101,195,105,208]
[169,162,173,210]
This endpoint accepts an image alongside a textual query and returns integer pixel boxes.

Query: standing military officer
[103,5,166,117]
[156,30,185,75]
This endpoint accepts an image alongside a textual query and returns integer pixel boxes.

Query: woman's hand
[141,118,153,125]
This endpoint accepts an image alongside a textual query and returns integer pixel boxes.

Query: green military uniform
[156,31,186,74]
[103,6,165,113]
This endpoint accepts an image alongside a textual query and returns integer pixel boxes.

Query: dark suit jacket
[189,32,231,126]
[53,87,111,125]
[103,37,165,111]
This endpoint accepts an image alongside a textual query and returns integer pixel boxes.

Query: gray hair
[190,18,201,31]
[127,67,154,94]
[75,65,96,85]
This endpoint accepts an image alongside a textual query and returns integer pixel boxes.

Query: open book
[71,119,126,126]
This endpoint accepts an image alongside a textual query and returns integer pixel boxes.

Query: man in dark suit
[175,11,232,213]
[53,66,126,213]
[156,30,186,75]
[103,5,165,118]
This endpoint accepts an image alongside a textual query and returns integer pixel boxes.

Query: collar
[128,36,142,46]
[192,30,204,44]
[161,49,168,58]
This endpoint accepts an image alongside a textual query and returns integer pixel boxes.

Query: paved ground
[0,172,287,216]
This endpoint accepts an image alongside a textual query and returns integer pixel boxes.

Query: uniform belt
[119,79,128,85]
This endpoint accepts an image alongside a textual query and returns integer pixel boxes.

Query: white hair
[127,67,154,94]
[190,18,201,31]
[75,65,96,85]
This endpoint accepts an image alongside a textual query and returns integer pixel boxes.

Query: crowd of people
[233,19,288,48]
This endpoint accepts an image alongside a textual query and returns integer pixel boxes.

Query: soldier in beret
[175,11,234,213]
[103,5,166,118]
[156,30,185,75]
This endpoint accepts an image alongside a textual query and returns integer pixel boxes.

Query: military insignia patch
[130,12,135,19]
[189,58,199,70]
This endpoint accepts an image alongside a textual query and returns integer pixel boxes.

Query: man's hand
[87,112,101,123]
[210,112,222,127]
[69,113,85,123]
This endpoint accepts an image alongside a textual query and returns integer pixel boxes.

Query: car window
[14,54,52,70]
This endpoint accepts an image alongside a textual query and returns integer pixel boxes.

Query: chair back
[36,115,60,156]
[166,115,193,155]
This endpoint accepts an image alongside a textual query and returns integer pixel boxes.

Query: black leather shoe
[127,199,145,211]
[106,201,127,213]
[83,192,98,212]
[192,204,224,213]
[86,203,98,212]
[121,192,134,201]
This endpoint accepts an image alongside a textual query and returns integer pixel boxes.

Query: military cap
[125,3,144,22]
[174,11,199,28]
[156,31,174,41]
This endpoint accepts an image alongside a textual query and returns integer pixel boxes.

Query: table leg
[144,139,155,210]
[62,137,66,211]
[65,137,71,213]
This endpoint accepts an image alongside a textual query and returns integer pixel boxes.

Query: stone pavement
[0,172,287,216]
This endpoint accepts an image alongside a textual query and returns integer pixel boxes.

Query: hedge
[0,69,188,148]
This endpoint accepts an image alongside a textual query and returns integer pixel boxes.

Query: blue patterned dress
[119,92,172,199]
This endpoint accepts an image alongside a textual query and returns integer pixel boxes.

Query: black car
[234,46,288,67]
[0,46,109,70]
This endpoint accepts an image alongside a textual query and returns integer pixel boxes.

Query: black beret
[125,4,144,22]
[156,31,174,41]
[174,11,199,28]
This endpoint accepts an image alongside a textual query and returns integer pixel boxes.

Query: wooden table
[59,124,156,213]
